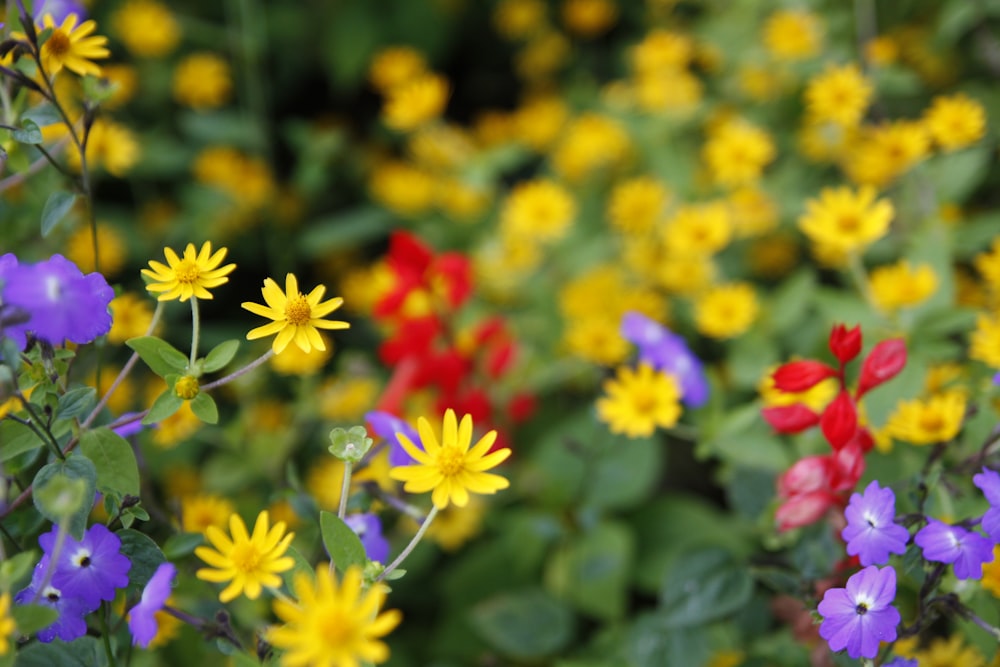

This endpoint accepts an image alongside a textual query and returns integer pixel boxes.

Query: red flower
[374,231,472,319]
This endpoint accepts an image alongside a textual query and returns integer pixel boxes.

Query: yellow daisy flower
[107,292,156,344]
[389,409,512,509]
[381,72,449,132]
[869,260,938,312]
[694,282,759,339]
[242,273,350,354]
[180,494,236,534]
[141,242,236,302]
[606,176,671,235]
[195,511,295,603]
[762,9,822,61]
[0,593,15,656]
[597,363,682,438]
[971,313,1000,369]
[797,185,893,256]
[38,13,111,77]
[803,63,873,128]
[923,93,987,152]
[269,566,402,667]
[886,391,966,445]
[500,179,577,243]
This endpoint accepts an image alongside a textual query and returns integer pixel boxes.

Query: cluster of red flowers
[763,324,907,530]
[371,232,534,443]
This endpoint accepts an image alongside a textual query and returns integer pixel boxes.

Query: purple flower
[14,558,91,643]
[973,467,1000,542]
[366,410,419,466]
[620,312,709,407]
[345,513,390,564]
[914,518,994,580]
[39,523,132,607]
[841,480,910,566]
[817,565,900,659]
[112,412,148,439]
[0,254,113,349]
[883,659,917,667]
[129,562,176,648]
[34,0,87,22]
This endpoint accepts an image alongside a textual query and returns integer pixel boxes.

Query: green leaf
[126,336,189,378]
[158,345,190,373]
[320,511,366,571]
[190,392,218,424]
[21,103,62,127]
[470,589,575,660]
[12,118,42,144]
[328,426,373,463]
[79,428,140,497]
[925,145,991,203]
[0,419,45,463]
[583,434,664,511]
[15,636,105,667]
[281,546,316,591]
[0,550,39,591]
[626,613,710,667]
[202,339,240,373]
[162,532,203,559]
[298,206,393,258]
[545,522,633,620]
[659,547,753,628]
[143,389,183,425]
[118,529,167,599]
[32,453,97,540]
[11,604,59,635]
[54,386,96,421]
[40,191,78,237]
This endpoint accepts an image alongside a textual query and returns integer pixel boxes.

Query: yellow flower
[797,119,858,163]
[705,649,745,667]
[0,593,15,655]
[606,176,671,235]
[494,0,547,40]
[100,64,139,109]
[37,13,110,77]
[869,261,938,311]
[762,9,822,61]
[110,0,180,57]
[843,121,930,188]
[982,545,1000,597]
[151,401,201,448]
[408,124,474,170]
[500,179,576,242]
[193,146,275,208]
[514,95,569,151]
[64,222,127,275]
[596,363,682,438]
[424,495,486,551]
[318,377,380,422]
[657,254,715,295]
[910,634,985,667]
[630,29,694,74]
[195,511,295,603]
[269,566,402,667]
[803,63,873,128]
[865,35,899,66]
[551,113,631,182]
[886,391,966,445]
[67,119,141,177]
[737,63,787,102]
[436,178,491,222]
[271,333,333,375]
[694,283,759,339]
[663,202,732,257]
[142,242,237,302]
[563,316,630,365]
[368,46,427,92]
[514,31,570,81]
[797,186,893,256]
[108,292,155,344]
[727,187,778,237]
[971,313,1000,369]
[632,69,703,115]
[702,119,776,187]
[173,53,232,110]
[242,274,349,355]
[923,93,987,152]
[87,365,135,414]
[368,160,436,216]
[382,73,449,132]
[976,238,1000,292]
[747,233,799,279]
[181,494,236,534]
[389,409,512,509]
[561,0,618,38]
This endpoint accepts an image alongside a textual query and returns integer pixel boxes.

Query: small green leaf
[190,392,218,424]
[0,550,38,591]
[32,453,97,539]
[15,634,103,666]
[328,426,373,463]
[126,336,188,378]
[40,190,77,237]
[11,603,59,634]
[118,529,167,599]
[202,339,239,373]
[0,419,44,462]
[281,545,316,591]
[12,118,42,144]
[143,390,183,425]
[54,386,96,421]
[162,532,204,559]
[21,103,62,126]
[79,428,140,497]
[659,547,753,628]
[545,522,633,620]
[159,345,190,373]
[320,511,366,571]
[470,589,575,660]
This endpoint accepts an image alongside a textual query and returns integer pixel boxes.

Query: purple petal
[366,410,418,466]
[129,562,176,647]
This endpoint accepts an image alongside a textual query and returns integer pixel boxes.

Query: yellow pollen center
[231,543,262,573]
[920,412,944,433]
[45,30,71,57]
[319,609,356,647]
[437,445,466,477]
[285,295,312,325]
[175,375,200,400]
[174,260,201,284]
[837,214,860,233]
[631,388,659,414]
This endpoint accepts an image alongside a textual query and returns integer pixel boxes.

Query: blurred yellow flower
[87,365,135,414]
[408,124,475,170]
[243,273,349,355]
[436,178,491,221]
[382,73,449,132]
[64,222,127,275]
[68,119,141,177]
[425,495,486,551]
[923,93,987,151]
[108,292,155,344]
[747,233,799,279]
[797,186,893,256]
[37,13,110,77]
[514,95,569,151]
[865,35,900,66]
[737,63,788,103]
[0,593,16,656]
[101,64,139,109]
[563,316,630,365]
[500,179,576,242]
[515,31,571,81]
[694,283,759,339]
[657,254,715,295]
[173,53,232,110]
[797,119,858,163]
[142,242,236,302]
[369,160,436,216]
[152,402,202,448]
[318,376,380,422]
[981,545,1000,597]
[703,119,776,187]
[886,391,966,445]
[632,70,702,114]
[869,261,938,312]
[971,313,1000,369]
[727,187,778,237]
[597,364,682,438]
[110,0,180,57]
[271,332,333,375]
[195,511,295,603]
[910,634,986,667]
[180,494,236,534]
[561,0,618,38]
[663,202,732,257]
[843,120,930,188]
[630,29,694,74]
[803,63,873,128]
[606,176,671,235]
[552,113,631,181]
[368,46,428,92]
[762,9,822,61]
[975,238,1000,292]
[494,0,548,40]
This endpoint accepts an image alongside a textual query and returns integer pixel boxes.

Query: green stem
[376,505,439,582]
[337,461,353,520]
[189,297,201,367]
[200,349,274,391]
[98,604,118,667]
[15,400,64,460]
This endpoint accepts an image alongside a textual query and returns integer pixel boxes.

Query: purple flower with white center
[817,565,900,659]
[128,562,176,648]
[841,480,910,566]
[345,513,390,564]
[620,312,709,407]
[914,518,994,580]
[0,254,113,349]
[14,557,91,643]
[973,466,1000,542]
[366,410,419,466]
[39,523,132,607]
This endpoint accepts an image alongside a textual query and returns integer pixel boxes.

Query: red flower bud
[772,360,838,393]
[856,338,907,398]
[777,455,832,498]
[775,491,838,531]
[762,404,821,433]
[820,391,857,450]
[829,441,865,492]
[829,324,862,364]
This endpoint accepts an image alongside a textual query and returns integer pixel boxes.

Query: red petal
[762,404,821,433]
[820,391,857,450]
[772,360,838,392]
[777,455,832,498]
[856,338,907,398]
[828,324,862,364]
[829,441,866,492]
[775,491,838,531]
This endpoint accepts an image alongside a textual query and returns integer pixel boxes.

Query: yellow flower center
[319,609,356,647]
[175,375,200,400]
[45,30,72,58]
[175,259,201,284]
[919,412,944,433]
[231,542,262,573]
[631,389,659,414]
[437,445,466,477]
[285,295,312,325]
[837,214,860,233]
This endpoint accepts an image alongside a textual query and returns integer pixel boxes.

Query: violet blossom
[817,565,900,659]
[129,562,176,648]
[620,311,709,407]
[39,523,132,607]
[345,513,390,564]
[973,466,1000,542]
[366,410,419,466]
[914,518,994,580]
[841,480,910,566]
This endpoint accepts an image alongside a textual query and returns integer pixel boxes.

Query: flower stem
[376,505,439,583]
[98,604,119,667]
[200,349,275,391]
[190,297,201,367]
[338,461,353,521]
